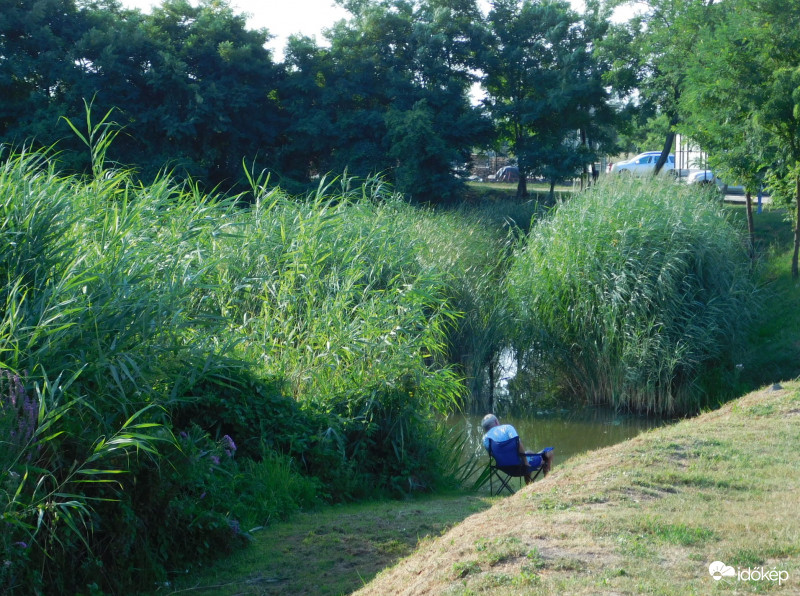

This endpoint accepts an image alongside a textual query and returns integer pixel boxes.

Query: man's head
[481,413,499,432]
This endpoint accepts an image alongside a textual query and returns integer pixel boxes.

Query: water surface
[450,407,667,475]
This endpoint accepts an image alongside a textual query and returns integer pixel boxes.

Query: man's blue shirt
[482,424,518,451]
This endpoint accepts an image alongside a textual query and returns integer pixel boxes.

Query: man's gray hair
[481,413,499,431]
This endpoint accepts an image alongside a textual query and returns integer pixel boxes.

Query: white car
[686,170,745,194]
[611,151,675,175]
[686,169,717,185]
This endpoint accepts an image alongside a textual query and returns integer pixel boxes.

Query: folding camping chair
[487,437,553,496]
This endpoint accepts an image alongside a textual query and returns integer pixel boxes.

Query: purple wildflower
[228,519,241,534]
[210,455,220,465]
[12,542,28,549]
[179,431,188,440]
[1,370,38,450]
[221,435,237,458]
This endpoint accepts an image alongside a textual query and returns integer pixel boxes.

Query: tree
[0,0,88,148]
[536,1,617,195]
[281,0,490,202]
[482,0,613,199]
[679,0,800,275]
[679,0,768,259]
[604,0,718,175]
[128,0,283,187]
[0,0,284,189]
[760,67,800,277]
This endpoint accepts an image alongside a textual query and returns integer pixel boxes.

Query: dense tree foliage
[4,0,800,206]
[676,0,800,275]
[280,0,491,201]
[1,0,283,187]
[1,0,618,201]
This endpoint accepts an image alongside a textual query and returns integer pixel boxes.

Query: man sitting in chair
[481,414,553,483]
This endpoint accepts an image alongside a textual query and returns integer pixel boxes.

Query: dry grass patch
[355,383,800,595]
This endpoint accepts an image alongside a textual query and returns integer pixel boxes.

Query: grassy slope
[164,495,495,595]
[169,382,800,595]
[356,383,800,594]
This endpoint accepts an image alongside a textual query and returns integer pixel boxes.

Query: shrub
[507,178,757,414]
[0,368,168,594]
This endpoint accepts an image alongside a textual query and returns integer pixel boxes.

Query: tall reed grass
[506,178,758,414]
[193,176,469,496]
[0,143,483,592]
[406,200,541,411]
[8,123,763,591]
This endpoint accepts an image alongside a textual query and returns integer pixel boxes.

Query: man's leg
[542,451,554,476]
[523,451,554,478]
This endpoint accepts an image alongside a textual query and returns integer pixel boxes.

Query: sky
[117,0,620,58]
[118,0,371,56]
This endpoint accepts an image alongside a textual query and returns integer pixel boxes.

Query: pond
[449,407,668,485]
[449,346,673,488]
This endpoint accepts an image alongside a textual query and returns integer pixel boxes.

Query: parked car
[493,165,519,183]
[686,170,745,194]
[611,151,675,175]
[686,169,717,185]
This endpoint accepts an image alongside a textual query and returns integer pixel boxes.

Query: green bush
[507,178,757,414]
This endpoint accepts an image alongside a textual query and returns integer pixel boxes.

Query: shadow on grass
[162,493,493,596]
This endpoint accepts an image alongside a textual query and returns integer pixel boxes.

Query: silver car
[611,151,675,175]
[686,170,745,194]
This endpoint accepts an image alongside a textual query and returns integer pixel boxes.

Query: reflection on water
[449,407,667,470]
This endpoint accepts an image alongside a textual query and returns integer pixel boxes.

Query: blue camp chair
[487,437,553,496]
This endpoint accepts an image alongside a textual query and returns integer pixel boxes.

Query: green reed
[405,201,537,410]
[0,141,492,591]
[506,177,758,414]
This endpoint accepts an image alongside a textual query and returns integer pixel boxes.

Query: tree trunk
[654,113,679,176]
[517,170,528,198]
[549,180,556,204]
[793,174,800,278]
[745,191,755,261]
[580,128,588,190]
